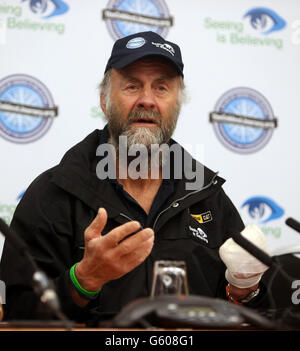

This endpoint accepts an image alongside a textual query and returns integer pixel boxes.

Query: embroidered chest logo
[189,226,208,243]
[190,211,212,224]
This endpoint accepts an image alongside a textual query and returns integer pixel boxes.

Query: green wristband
[69,263,101,299]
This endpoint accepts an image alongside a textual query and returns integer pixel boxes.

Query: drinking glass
[150,260,189,298]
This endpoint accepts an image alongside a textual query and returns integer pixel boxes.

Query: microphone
[285,217,300,234]
[0,218,28,256]
[0,217,72,329]
[231,230,274,268]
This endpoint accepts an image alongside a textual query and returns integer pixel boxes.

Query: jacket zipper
[119,212,143,228]
[152,173,219,231]
[116,173,219,232]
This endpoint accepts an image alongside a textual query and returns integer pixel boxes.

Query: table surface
[0,321,289,332]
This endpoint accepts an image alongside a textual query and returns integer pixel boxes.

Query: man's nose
[136,88,156,110]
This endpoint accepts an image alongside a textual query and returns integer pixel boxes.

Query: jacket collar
[51,126,127,218]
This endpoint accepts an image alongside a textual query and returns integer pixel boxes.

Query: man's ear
[100,94,107,115]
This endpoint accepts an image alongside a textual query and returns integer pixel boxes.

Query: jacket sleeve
[221,189,245,239]
[0,171,95,322]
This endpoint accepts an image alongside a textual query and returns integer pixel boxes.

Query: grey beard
[122,124,164,150]
[107,104,181,153]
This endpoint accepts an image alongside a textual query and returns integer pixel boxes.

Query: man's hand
[70,208,154,306]
[219,225,269,302]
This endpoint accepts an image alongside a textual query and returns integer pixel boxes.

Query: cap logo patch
[126,37,146,49]
[151,42,175,56]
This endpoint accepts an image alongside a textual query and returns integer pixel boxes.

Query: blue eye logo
[21,0,69,19]
[241,196,284,224]
[16,190,26,201]
[244,8,286,35]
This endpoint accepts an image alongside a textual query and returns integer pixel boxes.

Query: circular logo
[0,74,56,144]
[211,87,276,154]
[103,0,172,40]
[126,37,146,49]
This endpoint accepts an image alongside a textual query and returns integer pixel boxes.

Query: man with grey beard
[102,64,183,151]
[0,31,270,324]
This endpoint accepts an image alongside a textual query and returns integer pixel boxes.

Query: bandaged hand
[219,225,269,288]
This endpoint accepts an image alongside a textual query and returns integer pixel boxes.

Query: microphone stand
[286,217,300,234]
[231,231,275,268]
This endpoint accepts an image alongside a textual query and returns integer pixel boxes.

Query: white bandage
[219,224,269,288]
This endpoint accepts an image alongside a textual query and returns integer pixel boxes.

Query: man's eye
[157,86,167,91]
[127,85,138,91]
[126,85,137,90]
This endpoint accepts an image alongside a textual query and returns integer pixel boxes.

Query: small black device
[109,295,277,329]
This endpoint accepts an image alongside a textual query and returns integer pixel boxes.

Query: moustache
[127,109,162,127]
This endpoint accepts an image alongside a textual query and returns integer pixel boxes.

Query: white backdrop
[0,0,300,258]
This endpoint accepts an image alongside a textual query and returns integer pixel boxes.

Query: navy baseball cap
[104,31,184,76]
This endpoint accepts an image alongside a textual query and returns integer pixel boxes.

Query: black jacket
[0,127,268,323]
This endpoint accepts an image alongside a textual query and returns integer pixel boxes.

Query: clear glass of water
[150,260,189,298]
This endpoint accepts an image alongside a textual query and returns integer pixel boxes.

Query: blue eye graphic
[16,190,26,200]
[241,196,284,224]
[21,0,69,19]
[27,0,48,14]
[244,8,286,35]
